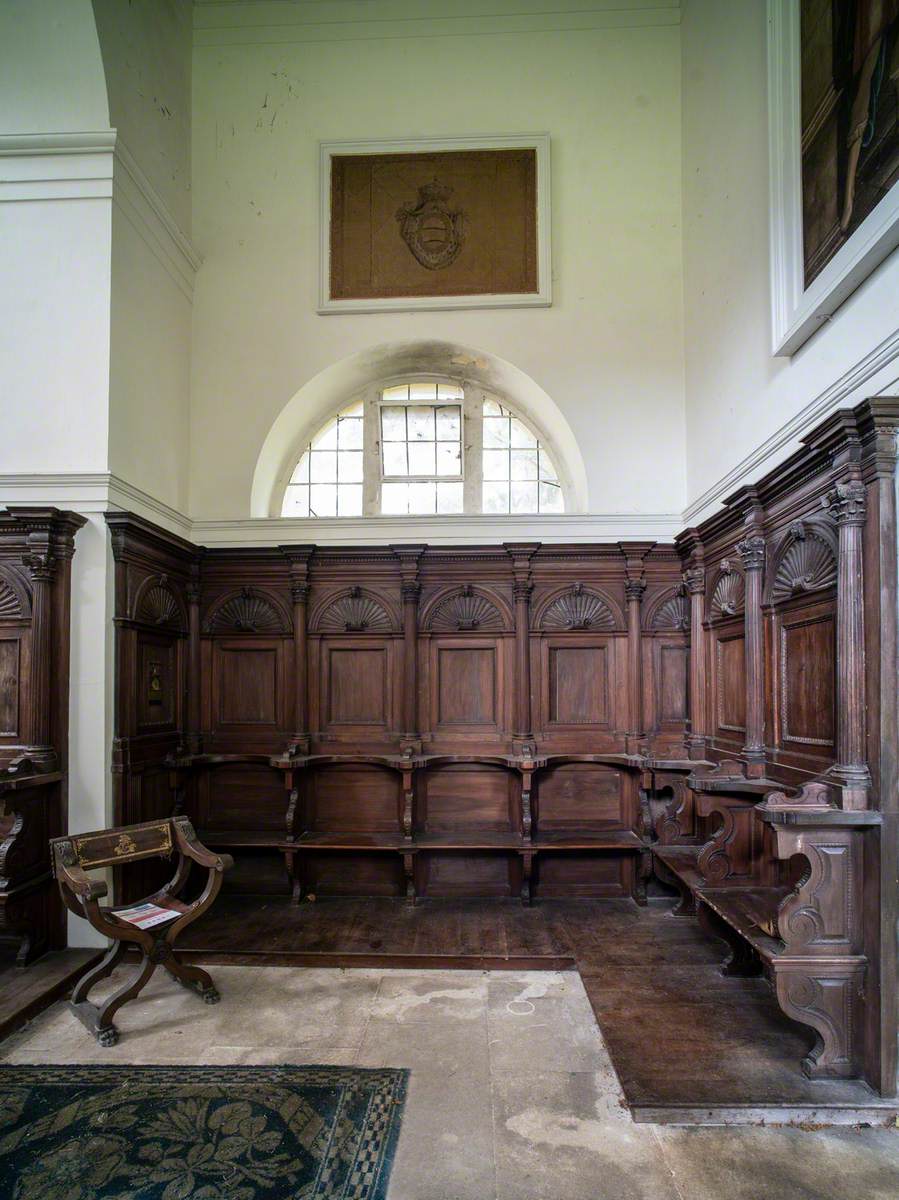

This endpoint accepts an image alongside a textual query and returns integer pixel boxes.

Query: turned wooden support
[823,479,871,808]
[683,565,707,758]
[186,579,202,755]
[737,533,766,777]
[505,543,538,753]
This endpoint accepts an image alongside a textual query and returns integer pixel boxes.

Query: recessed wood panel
[535,764,624,831]
[658,643,688,723]
[199,765,285,834]
[421,764,514,832]
[137,636,176,730]
[548,645,608,726]
[304,852,403,897]
[0,637,20,737]
[780,610,836,746]
[420,851,514,897]
[308,764,401,832]
[326,648,387,726]
[536,853,628,897]
[715,633,746,733]
[437,647,496,725]
[217,645,278,727]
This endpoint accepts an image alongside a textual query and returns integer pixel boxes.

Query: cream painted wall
[0,0,109,135]
[189,14,687,519]
[680,0,899,522]
[92,0,196,517]
[92,0,193,234]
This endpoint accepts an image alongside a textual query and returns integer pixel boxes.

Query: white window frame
[318,133,552,315]
[377,394,466,486]
[768,0,899,356]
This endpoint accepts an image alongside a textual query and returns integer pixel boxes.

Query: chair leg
[163,950,220,1003]
[71,951,157,1046]
[71,940,127,1006]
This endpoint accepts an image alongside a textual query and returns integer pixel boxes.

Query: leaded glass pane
[381,407,406,441]
[309,483,337,516]
[483,481,510,513]
[337,484,362,516]
[408,441,436,476]
[436,481,464,513]
[310,450,337,483]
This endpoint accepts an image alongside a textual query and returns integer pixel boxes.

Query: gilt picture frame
[318,134,552,314]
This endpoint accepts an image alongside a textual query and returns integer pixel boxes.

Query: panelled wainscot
[107,398,898,1098]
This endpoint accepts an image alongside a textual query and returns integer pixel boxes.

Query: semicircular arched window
[280,382,564,518]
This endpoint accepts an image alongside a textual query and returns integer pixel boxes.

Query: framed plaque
[319,134,551,314]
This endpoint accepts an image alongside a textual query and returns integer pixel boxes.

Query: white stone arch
[250,340,589,518]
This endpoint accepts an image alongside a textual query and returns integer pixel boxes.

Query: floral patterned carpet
[0,1064,408,1199]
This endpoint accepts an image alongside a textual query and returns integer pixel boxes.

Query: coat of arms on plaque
[396,179,465,270]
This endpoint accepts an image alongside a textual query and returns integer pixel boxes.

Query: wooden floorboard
[0,949,102,1042]
[180,894,898,1123]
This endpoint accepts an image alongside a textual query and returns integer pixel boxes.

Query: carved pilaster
[21,546,56,770]
[393,545,425,754]
[186,579,202,755]
[737,533,766,777]
[822,480,871,808]
[282,545,314,756]
[682,565,707,758]
[505,543,539,754]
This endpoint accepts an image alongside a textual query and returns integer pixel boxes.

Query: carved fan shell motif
[316,589,392,633]
[0,578,24,620]
[710,569,744,620]
[541,585,616,631]
[650,590,689,630]
[207,589,285,634]
[428,587,505,632]
[136,583,183,629]
[772,531,836,603]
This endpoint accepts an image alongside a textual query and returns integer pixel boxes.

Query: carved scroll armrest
[172,817,234,873]
[52,843,108,901]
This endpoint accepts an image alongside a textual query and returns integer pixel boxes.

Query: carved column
[505,543,539,755]
[737,534,766,777]
[282,546,313,756]
[683,566,707,759]
[186,576,202,755]
[393,546,424,754]
[624,578,646,752]
[823,479,871,809]
[22,543,57,771]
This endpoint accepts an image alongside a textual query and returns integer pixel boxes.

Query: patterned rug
[0,1064,408,1200]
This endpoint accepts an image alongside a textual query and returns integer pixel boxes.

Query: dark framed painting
[319,135,551,313]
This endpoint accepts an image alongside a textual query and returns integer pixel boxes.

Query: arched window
[279,381,564,517]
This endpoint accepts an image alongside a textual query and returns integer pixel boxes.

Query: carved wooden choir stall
[0,508,84,970]
[105,399,897,1099]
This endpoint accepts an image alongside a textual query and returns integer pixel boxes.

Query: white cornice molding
[192,512,683,547]
[112,141,201,300]
[194,0,680,46]
[0,474,192,539]
[0,131,115,202]
[682,322,899,525]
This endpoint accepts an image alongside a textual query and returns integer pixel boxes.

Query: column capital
[624,578,647,603]
[513,579,533,602]
[290,581,311,605]
[22,550,56,583]
[737,535,766,572]
[401,580,421,601]
[682,566,705,594]
[823,480,867,526]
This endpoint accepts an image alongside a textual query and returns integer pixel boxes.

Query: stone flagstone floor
[2,965,898,1199]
